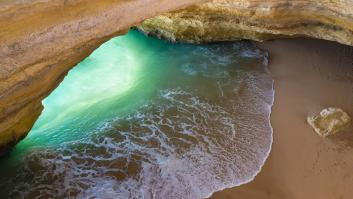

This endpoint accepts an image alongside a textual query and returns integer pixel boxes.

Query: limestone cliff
[1,0,353,155]
[0,0,206,155]
[139,0,353,45]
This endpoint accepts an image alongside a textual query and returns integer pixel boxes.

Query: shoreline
[211,38,353,199]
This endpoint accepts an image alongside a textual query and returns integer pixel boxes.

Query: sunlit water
[0,30,274,199]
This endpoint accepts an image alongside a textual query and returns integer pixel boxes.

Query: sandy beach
[211,38,353,199]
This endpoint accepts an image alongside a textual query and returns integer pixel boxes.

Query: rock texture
[139,0,353,45]
[307,108,351,137]
[1,0,353,155]
[0,0,206,155]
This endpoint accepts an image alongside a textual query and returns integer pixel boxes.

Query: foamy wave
[1,32,274,199]
[8,83,273,199]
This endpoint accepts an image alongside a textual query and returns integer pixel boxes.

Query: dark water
[0,30,274,199]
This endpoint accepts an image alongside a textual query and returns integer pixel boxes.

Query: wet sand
[211,38,353,199]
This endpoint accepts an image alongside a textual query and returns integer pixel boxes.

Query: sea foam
[0,30,274,199]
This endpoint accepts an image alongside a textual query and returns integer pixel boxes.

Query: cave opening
[0,30,274,198]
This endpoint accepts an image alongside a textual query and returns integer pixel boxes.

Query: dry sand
[211,38,353,199]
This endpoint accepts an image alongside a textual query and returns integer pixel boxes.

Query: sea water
[0,30,274,199]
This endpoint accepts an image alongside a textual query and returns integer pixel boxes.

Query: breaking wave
[0,30,274,199]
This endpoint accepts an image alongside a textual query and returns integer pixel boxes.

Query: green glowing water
[0,30,274,199]
[19,31,159,147]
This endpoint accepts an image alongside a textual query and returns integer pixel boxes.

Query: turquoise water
[0,30,274,199]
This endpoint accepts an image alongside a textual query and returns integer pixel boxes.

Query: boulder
[307,108,351,137]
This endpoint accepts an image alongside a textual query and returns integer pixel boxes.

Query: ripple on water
[0,31,274,199]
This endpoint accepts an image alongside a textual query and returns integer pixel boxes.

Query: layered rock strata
[0,0,206,155]
[139,0,353,45]
[2,0,353,154]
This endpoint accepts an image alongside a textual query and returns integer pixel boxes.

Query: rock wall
[0,0,206,155]
[1,0,353,155]
[139,0,353,45]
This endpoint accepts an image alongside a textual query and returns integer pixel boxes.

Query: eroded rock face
[1,0,353,154]
[0,0,206,155]
[307,108,351,137]
[139,0,353,45]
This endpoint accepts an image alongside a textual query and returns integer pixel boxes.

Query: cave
[1,0,353,198]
